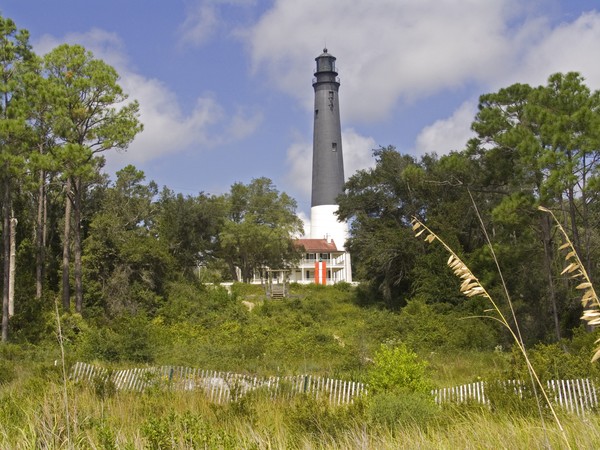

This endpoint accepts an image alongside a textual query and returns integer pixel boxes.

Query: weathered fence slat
[574,379,582,415]
[432,378,598,415]
[559,379,567,410]
[568,379,576,414]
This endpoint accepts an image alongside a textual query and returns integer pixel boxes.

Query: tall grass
[1,378,599,448]
[411,215,569,448]
[54,298,71,447]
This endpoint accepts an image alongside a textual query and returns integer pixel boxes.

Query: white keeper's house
[289,237,351,285]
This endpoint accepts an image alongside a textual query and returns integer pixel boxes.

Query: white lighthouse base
[310,205,347,247]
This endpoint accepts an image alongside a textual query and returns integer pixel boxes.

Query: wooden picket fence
[432,378,599,416]
[71,362,600,415]
[70,362,367,405]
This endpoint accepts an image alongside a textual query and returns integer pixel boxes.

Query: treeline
[0,15,302,342]
[2,10,600,351]
[340,72,600,344]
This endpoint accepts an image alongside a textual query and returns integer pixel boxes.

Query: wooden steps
[270,285,285,299]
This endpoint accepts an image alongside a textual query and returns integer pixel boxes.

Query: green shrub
[79,327,124,362]
[231,282,264,298]
[117,314,155,363]
[9,295,54,344]
[141,414,173,450]
[57,312,89,348]
[78,314,156,363]
[95,420,117,450]
[396,298,498,352]
[396,300,448,350]
[507,337,600,382]
[334,281,353,292]
[368,342,432,395]
[158,281,206,323]
[92,372,116,400]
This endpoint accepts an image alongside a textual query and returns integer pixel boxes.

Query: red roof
[295,238,339,252]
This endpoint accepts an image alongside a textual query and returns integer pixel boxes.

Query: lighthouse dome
[315,48,336,73]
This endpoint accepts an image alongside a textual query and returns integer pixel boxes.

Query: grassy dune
[1,284,599,448]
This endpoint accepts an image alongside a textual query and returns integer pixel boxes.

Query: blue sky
[3,0,600,224]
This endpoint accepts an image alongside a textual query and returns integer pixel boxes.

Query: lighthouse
[310,49,346,244]
[289,49,352,285]
[309,48,351,282]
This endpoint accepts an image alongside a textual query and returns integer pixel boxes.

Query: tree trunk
[228,263,238,282]
[8,216,16,317]
[2,180,11,342]
[62,177,72,310]
[540,214,561,341]
[35,169,46,299]
[579,151,593,281]
[74,177,83,313]
[567,185,582,262]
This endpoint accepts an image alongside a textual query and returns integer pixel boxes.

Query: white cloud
[178,3,219,47]
[285,138,312,198]
[245,1,600,156]
[116,76,224,162]
[410,11,600,159]
[296,210,310,239]
[413,101,477,157]
[245,0,522,122]
[177,0,258,48]
[35,28,128,66]
[512,12,600,89]
[342,128,377,178]
[226,107,264,141]
[33,29,263,171]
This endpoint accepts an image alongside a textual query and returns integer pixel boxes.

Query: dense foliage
[338,73,600,344]
[0,15,305,342]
